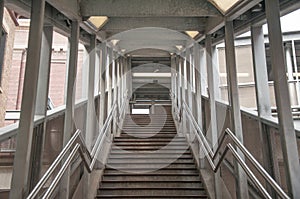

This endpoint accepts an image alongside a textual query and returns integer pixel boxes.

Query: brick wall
[0,8,16,127]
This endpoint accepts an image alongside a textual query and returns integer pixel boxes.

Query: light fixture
[176,45,183,50]
[185,31,199,38]
[87,16,108,29]
[209,0,241,13]
[132,73,171,77]
[121,49,126,53]
[110,39,119,46]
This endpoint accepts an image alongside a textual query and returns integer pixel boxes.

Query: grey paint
[265,0,300,197]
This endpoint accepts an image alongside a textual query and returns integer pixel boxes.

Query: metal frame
[182,101,290,199]
[26,97,128,199]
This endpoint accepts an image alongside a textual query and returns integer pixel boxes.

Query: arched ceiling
[105,27,195,54]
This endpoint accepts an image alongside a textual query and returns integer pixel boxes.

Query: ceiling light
[209,0,241,13]
[121,49,126,53]
[185,31,199,38]
[111,39,119,46]
[132,73,171,77]
[176,45,183,50]
[87,16,108,29]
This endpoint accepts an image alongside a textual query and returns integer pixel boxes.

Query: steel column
[99,43,107,127]
[251,25,275,197]
[265,0,300,197]
[206,34,222,199]
[59,20,80,199]
[224,21,249,199]
[29,25,54,192]
[10,0,46,198]
[107,48,113,113]
[171,55,176,114]
[85,35,97,150]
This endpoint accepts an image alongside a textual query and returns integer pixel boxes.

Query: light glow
[209,0,241,13]
[185,31,199,38]
[176,45,183,50]
[132,73,171,77]
[111,39,119,46]
[87,16,108,29]
[132,109,150,114]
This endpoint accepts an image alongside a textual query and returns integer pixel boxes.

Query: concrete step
[113,137,185,142]
[111,145,189,150]
[99,181,204,188]
[123,124,175,127]
[109,151,192,156]
[105,163,196,169]
[96,195,208,199]
[121,129,177,132]
[102,174,201,182]
[110,149,191,154]
[119,134,177,138]
[104,168,199,175]
[109,154,193,159]
[107,158,194,164]
[96,113,208,199]
[97,188,207,196]
[113,142,187,146]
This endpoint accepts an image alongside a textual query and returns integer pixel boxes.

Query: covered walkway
[0,0,300,198]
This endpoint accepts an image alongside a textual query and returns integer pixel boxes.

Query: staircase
[97,106,209,198]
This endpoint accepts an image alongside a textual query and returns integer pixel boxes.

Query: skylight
[185,31,199,38]
[87,16,108,29]
[209,0,241,13]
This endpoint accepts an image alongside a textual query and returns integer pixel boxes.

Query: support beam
[176,55,182,114]
[285,43,298,105]
[112,52,118,134]
[194,43,205,168]
[206,34,222,199]
[200,48,207,96]
[171,55,177,114]
[251,26,272,117]
[99,43,107,126]
[181,55,187,135]
[30,25,54,191]
[85,35,97,150]
[60,20,80,199]
[102,17,206,32]
[10,0,45,198]
[251,25,275,198]
[83,34,96,199]
[81,0,221,17]
[186,48,193,141]
[224,21,249,199]
[265,0,300,197]
[107,48,113,113]
[47,0,80,20]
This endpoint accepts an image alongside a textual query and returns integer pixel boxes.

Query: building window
[0,28,7,87]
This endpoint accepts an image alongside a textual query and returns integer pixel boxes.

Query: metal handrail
[182,102,290,199]
[27,103,119,199]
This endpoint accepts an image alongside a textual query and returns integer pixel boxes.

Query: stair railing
[27,102,120,199]
[182,102,290,199]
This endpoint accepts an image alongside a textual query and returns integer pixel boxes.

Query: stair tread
[96,113,208,199]
[96,195,208,198]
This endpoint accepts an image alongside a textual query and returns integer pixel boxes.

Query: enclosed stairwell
[97,106,209,198]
